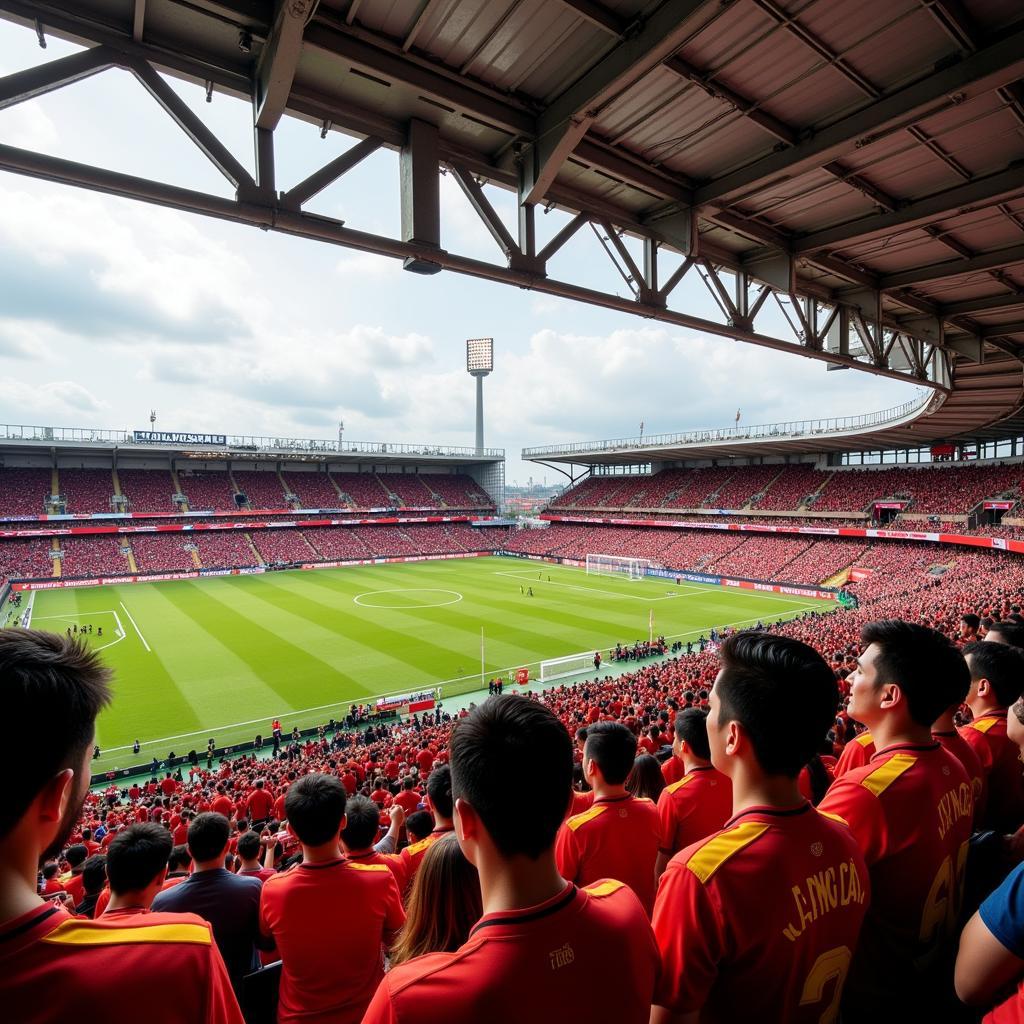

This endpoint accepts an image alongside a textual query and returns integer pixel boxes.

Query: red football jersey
[0,903,242,1023]
[556,795,661,915]
[361,880,658,1024]
[344,849,408,890]
[934,728,985,819]
[398,827,453,887]
[960,712,1024,833]
[259,858,404,1024]
[818,742,973,1014]
[656,765,732,858]
[652,803,869,1023]
[661,757,686,786]
[834,732,875,777]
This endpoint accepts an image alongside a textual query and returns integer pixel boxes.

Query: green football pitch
[20,556,835,768]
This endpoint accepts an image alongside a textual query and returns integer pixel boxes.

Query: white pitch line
[119,601,151,652]
[33,610,126,653]
[493,569,693,602]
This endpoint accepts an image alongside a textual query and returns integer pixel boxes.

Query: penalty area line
[119,601,151,652]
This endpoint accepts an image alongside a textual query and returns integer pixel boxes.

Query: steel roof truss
[0,44,116,110]
[255,0,312,131]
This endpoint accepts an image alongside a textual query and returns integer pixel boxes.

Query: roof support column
[400,118,442,274]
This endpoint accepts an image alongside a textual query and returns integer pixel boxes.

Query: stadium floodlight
[466,338,494,454]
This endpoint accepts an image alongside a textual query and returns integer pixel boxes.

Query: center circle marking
[353,588,464,609]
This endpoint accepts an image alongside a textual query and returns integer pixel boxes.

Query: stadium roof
[1,0,1023,439]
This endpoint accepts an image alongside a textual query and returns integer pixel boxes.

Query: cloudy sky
[0,19,921,486]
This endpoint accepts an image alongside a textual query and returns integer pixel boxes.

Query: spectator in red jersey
[363,695,658,1024]
[400,765,455,884]
[340,796,407,888]
[0,628,243,1024]
[654,708,732,882]
[236,831,276,883]
[151,812,262,995]
[245,779,274,826]
[102,823,173,918]
[819,620,974,1020]
[394,777,423,817]
[555,721,662,916]
[58,843,88,904]
[162,845,192,889]
[416,741,434,775]
[211,784,234,819]
[651,632,868,1024]
[259,773,404,1024]
[39,863,63,897]
[75,855,107,918]
[404,810,433,844]
[390,832,481,965]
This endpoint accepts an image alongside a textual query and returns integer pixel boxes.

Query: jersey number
[799,946,852,1024]
[919,839,970,951]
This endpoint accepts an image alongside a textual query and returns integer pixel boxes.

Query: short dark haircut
[984,621,1024,650]
[674,708,712,761]
[65,843,88,868]
[284,773,347,846]
[716,632,838,778]
[961,613,981,631]
[81,854,107,895]
[584,722,637,786]
[106,823,173,894]
[341,795,381,850]
[965,640,1024,708]
[861,620,970,727]
[426,765,453,820]
[236,831,262,860]
[0,630,112,838]
[168,844,191,872]
[450,695,572,859]
[187,812,230,862]
[405,810,433,842]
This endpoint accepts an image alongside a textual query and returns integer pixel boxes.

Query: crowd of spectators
[58,469,117,514]
[59,537,130,577]
[332,474,393,509]
[280,471,344,508]
[117,468,181,514]
[131,534,199,572]
[0,537,54,579]
[178,471,241,512]
[0,467,53,516]
[195,532,260,569]
[420,474,492,509]
[232,472,289,510]
[249,529,317,566]
[752,465,832,509]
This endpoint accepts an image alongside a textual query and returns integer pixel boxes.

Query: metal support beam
[132,0,145,43]
[554,0,626,36]
[254,125,275,197]
[694,25,1024,206]
[526,0,717,203]
[878,243,1024,290]
[981,321,1024,339]
[536,211,589,263]
[451,164,518,259]
[791,165,1024,254]
[255,0,312,131]
[0,45,115,110]
[129,58,257,195]
[942,293,1024,316]
[399,118,441,273]
[280,135,381,209]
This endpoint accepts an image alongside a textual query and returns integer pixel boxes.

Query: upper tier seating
[58,469,114,514]
[711,466,783,510]
[377,475,437,507]
[118,469,180,514]
[177,471,239,511]
[250,528,317,564]
[232,471,288,510]
[331,473,392,509]
[129,533,198,572]
[280,471,344,508]
[0,468,53,517]
[753,467,833,510]
[59,536,129,577]
[0,537,54,578]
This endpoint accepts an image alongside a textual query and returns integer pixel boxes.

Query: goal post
[585,553,653,580]
[540,651,603,682]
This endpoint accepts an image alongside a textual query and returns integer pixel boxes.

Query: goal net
[585,553,652,580]
[540,651,603,682]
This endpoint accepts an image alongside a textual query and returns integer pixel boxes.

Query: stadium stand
[117,468,181,514]
[378,474,438,507]
[232,471,288,510]
[177,470,239,511]
[709,465,781,510]
[59,536,129,577]
[423,474,494,510]
[303,526,371,561]
[331,472,392,509]
[57,469,115,514]
[249,528,317,565]
[194,530,260,569]
[0,537,54,579]
[752,466,833,510]
[0,467,52,516]
[280,471,344,509]
[130,534,200,572]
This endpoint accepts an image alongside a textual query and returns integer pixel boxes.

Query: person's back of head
[626,754,665,802]
[860,620,969,727]
[106,823,173,895]
[65,843,88,870]
[236,831,262,862]
[964,640,1024,709]
[284,773,347,847]
[450,694,572,860]
[713,631,838,778]
[187,812,230,865]
[0,630,111,857]
[42,861,59,881]
[340,795,380,851]
[405,810,433,843]
[426,765,453,822]
[584,722,637,786]
[983,620,1024,650]
[81,854,107,896]
[674,707,712,761]
[391,832,482,965]
[167,844,192,874]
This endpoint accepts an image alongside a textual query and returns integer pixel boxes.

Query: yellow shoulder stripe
[346,862,390,873]
[42,921,211,948]
[972,717,1000,734]
[666,774,696,795]
[584,879,624,898]
[404,837,434,856]
[566,804,607,832]
[860,753,916,797]
[819,810,850,828]
[855,732,875,748]
[686,822,770,884]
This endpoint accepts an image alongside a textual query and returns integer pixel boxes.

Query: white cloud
[0,378,107,419]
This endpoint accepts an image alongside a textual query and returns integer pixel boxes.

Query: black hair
[236,831,262,860]
[167,844,191,872]
[81,854,107,895]
[284,773,347,846]
[583,722,638,786]
[674,707,712,761]
[715,631,838,778]
[187,812,230,862]
[0,630,112,839]
[965,640,1024,707]
[405,810,434,842]
[426,765,454,820]
[961,613,981,630]
[341,794,381,850]
[984,621,1024,650]
[65,844,88,868]
[861,620,970,726]
[106,823,173,894]
[450,695,572,859]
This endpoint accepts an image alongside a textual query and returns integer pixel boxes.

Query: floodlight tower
[466,338,494,454]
